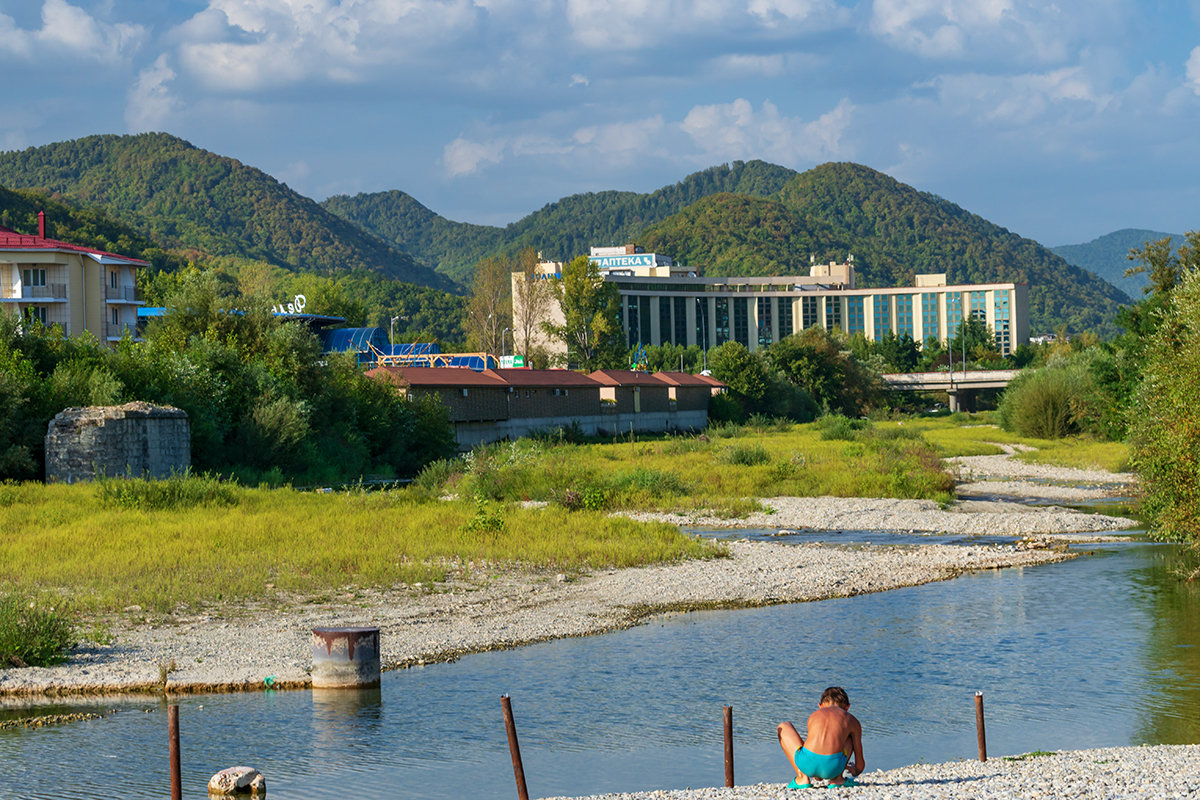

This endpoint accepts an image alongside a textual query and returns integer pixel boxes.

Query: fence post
[168,704,181,800]
[501,695,530,800]
[975,692,987,762]
[723,705,734,787]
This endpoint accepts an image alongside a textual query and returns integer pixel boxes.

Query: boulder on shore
[208,767,265,795]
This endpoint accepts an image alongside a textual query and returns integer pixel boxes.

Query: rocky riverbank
[544,744,1200,800]
[0,442,1140,698]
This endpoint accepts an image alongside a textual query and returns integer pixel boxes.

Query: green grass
[1012,439,1130,473]
[0,594,76,667]
[0,482,719,613]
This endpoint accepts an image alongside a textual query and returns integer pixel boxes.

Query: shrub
[719,443,771,466]
[413,458,462,493]
[609,467,689,497]
[0,595,75,668]
[816,414,871,441]
[95,472,239,510]
[997,364,1088,439]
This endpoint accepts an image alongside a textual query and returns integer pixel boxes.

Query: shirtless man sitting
[777,686,865,789]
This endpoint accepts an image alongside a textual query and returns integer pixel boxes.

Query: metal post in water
[501,695,530,800]
[168,704,181,800]
[723,705,734,787]
[975,692,987,762]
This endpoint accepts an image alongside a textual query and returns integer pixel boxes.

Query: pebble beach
[0,444,1142,697]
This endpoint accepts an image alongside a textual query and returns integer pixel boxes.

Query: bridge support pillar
[947,390,960,413]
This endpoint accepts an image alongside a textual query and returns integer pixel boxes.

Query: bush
[413,458,462,493]
[719,443,771,466]
[997,363,1089,439]
[816,414,871,441]
[95,472,239,510]
[0,595,75,668]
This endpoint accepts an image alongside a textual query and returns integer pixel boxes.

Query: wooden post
[168,704,181,800]
[501,695,530,800]
[723,705,734,787]
[975,692,987,762]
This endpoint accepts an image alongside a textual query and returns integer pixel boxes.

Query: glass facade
[639,298,652,347]
[659,297,672,345]
[824,296,841,332]
[947,292,963,338]
[627,296,640,346]
[695,298,711,350]
[896,294,914,338]
[674,297,688,346]
[873,295,890,342]
[994,292,1011,355]
[921,293,940,343]
[846,296,865,335]
[733,298,749,346]
[757,297,774,347]
[970,291,987,323]
[715,298,729,346]
[779,298,794,339]
[801,295,819,330]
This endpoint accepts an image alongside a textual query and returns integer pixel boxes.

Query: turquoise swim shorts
[793,747,848,780]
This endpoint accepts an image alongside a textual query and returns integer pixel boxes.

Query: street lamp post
[390,315,400,346]
[502,328,510,358]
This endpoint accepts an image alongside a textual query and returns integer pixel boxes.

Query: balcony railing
[106,322,139,339]
[105,285,143,302]
[1,283,68,300]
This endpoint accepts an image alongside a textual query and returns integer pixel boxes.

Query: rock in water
[208,767,265,795]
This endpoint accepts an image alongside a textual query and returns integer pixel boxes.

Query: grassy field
[0,414,1131,620]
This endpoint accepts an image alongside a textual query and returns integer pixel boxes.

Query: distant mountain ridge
[321,160,799,284]
[1051,229,1184,299]
[0,133,454,291]
[638,162,1131,336]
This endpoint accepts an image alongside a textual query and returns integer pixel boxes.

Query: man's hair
[820,686,850,708]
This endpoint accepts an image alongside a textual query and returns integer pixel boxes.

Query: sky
[1,0,1199,247]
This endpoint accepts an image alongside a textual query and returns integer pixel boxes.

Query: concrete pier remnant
[44,402,190,483]
[311,627,381,688]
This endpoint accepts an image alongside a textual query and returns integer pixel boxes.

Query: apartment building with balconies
[0,212,147,345]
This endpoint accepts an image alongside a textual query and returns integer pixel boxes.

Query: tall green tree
[766,328,880,416]
[543,255,624,371]
[464,253,513,356]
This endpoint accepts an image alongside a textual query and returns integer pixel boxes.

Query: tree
[464,254,512,355]
[543,255,624,371]
[511,247,554,361]
[876,332,919,372]
[766,328,880,416]
[708,341,770,403]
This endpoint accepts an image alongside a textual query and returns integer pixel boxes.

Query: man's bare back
[777,686,865,788]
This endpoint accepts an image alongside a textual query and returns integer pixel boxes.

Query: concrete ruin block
[44,402,190,484]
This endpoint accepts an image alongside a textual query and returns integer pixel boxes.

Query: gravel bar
[543,745,1200,800]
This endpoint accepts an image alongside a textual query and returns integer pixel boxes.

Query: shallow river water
[2,534,1197,800]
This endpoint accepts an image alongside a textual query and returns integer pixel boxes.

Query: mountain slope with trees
[0,133,454,290]
[1051,229,1184,299]
[639,163,1129,336]
[322,160,799,284]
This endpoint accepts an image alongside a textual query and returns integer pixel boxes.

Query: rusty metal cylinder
[311,626,381,688]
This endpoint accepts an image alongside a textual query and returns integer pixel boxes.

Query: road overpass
[881,369,1020,412]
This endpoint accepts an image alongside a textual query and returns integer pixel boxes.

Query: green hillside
[639,163,1129,337]
[1051,229,1184,298]
[0,133,454,291]
[322,159,798,284]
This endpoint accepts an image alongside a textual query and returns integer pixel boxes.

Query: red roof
[587,369,670,387]
[692,373,728,389]
[652,371,721,387]
[0,224,148,266]
[482,368,601,388]
[366,366,507,388]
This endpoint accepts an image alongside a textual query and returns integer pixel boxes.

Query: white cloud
[0,0,145,64]
[681,98,854,163]
[931,67,1112,125]
[444,137,506,177]
[1187,46,1200,95]
[569,73,589,87]
[125,54,178,132]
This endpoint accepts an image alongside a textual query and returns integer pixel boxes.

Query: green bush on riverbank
[0,595,75,668]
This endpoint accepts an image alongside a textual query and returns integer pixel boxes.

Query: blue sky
[1,0,1199,247]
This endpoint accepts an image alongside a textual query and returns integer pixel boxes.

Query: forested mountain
[639,163,1130,336]
[1051,229,1184,299]
[322,160,798,284]
[0,133,454,290]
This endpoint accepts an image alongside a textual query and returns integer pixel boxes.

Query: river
[1,534,1196,799]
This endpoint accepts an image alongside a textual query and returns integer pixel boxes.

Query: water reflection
[1136,546,1200,745]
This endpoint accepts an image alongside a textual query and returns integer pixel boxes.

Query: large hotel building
[517,245,1029,359]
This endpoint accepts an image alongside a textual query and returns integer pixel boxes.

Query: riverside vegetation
[0,415,1126,666]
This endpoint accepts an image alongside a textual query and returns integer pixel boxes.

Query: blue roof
[319,327,390,353]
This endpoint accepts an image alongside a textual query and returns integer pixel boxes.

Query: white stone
[208,766,265,795]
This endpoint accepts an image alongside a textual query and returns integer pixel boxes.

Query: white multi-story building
[515,245,1029,360]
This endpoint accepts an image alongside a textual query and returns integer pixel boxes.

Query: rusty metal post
[168,704,181,800]
[501,695,530,800]
[975,692,987,762]
[723,705,734,787]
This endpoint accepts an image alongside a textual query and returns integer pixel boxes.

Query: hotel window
[846,296,865,335]
[714,298,729,346]
[110,271,118,289]
[970,291,987,323]
[947,293,963,336]
[627,296,640,346]
[801,296,819,330]
[757,297,774,347]
[659,298,673,345]
[779,298,794,338]
[24,306,48,325]
[994,292,1011,355]
[639,298,652,347]
[22,268,46,287]
[695,298,712,349]
[824,296,841,332]
[733,298,749,346]
[674,297,688,346]
[921,293,940,343]
[896,294,914,338]
[872,295,890,342]
[111,307,120,326]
